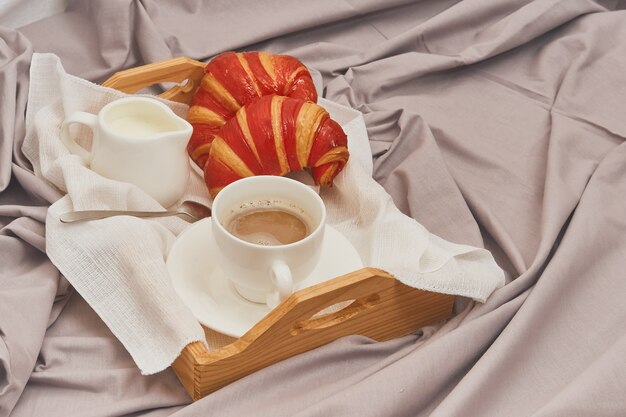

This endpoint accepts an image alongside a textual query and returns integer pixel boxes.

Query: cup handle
[267,262,294,309]
[60,111,98,164]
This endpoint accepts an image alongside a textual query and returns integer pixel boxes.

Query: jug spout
[167,114,193,151]
[150,103,193,150]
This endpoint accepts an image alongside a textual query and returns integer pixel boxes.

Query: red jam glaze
[311,163,335,186]
[308,117,347,184]
[191,87,233,120]
[273,56,316,100]
[244,96,282,176]
[243,52,279,95]
[187,124,219,169]
[273,55,297,94]
[205,52,259,107]
[287,75,318,102]
[204,155,246,192]
[280,97,305,171]
[219,117,263,175]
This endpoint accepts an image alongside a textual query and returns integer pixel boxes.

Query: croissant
[187,51,318,169]
[204,95,349,197]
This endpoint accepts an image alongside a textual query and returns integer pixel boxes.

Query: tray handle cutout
[291,293,382,335]
[174,268,454,399]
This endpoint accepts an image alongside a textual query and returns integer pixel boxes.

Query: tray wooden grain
[103,57,454,400]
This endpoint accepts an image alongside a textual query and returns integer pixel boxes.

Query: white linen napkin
[23,53,504,375]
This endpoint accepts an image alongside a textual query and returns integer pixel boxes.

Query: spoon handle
[59,209,185,223]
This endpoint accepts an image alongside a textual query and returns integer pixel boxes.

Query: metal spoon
[59,200,212,223]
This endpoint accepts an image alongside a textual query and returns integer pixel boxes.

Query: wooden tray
[102,57,454,400]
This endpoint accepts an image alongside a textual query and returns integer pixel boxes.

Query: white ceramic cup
[60,97,192,207]
[211,176,326,308]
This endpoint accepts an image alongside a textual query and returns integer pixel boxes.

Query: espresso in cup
[223,199,314,246]
[211,176,327,308]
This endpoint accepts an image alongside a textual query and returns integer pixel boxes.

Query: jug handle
[60,111,98,164]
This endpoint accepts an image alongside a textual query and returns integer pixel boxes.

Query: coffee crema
[225,206,311,246]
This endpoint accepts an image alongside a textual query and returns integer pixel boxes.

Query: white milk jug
[60,97,193,207]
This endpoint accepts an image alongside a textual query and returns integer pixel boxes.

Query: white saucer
[166,219,363,338]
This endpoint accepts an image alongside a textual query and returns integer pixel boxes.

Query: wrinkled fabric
[1,0,626,416]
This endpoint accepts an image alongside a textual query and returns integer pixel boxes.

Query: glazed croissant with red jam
[187,51,318,169]
[205,95,349,197]
[186,51,349,196]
